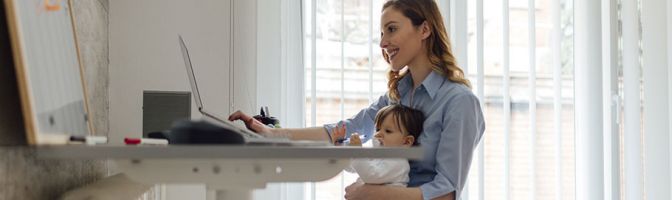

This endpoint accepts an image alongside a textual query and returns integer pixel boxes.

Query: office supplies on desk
[253,106,280,128]
[69,135,107,145]
[335,134,367,145]
[124,137,168,145]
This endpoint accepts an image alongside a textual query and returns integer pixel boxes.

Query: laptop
[178,35,326,146]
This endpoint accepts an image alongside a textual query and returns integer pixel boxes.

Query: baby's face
[373,114,413,147]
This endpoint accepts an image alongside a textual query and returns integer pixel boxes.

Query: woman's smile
[386,48,399,61]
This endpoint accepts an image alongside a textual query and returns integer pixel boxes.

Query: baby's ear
[403,135,415,146]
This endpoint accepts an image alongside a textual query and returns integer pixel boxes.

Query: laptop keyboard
[200,111,264,138]
[199,110,329,146]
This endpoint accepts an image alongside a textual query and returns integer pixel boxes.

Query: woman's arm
[344,184,454,200]
[229,94,389,142]
[228,110,331,141]
[269,127,331,141]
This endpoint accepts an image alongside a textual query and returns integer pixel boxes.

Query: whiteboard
[4,0,91,144]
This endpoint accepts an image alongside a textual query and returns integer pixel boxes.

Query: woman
[228,0,484,199]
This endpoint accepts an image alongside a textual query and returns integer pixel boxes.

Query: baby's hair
[374,104,425,145]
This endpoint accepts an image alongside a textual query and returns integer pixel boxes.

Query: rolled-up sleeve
[420,93,485,199]
[324,93,389,143]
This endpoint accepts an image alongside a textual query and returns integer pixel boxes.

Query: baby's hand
[332,123,347,145]
[348,133,362,146]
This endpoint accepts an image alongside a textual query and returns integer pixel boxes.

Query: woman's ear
[420,21,431,40]
[403,135,415,146]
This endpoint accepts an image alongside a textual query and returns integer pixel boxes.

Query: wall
[231,0,257,115]
[256,0,281,121]
[669,0,672,196]
[0,0,109,199]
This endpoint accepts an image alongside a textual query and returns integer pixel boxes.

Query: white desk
[37,145,423,200]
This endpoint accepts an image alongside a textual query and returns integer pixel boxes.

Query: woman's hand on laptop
[228,110,271,135]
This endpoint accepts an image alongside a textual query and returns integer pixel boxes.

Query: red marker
[124,137,168,145]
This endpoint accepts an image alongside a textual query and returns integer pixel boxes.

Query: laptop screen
[179,35,204,110]
[177,35,274,140]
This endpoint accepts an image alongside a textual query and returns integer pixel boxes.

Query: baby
[331,104,425,186]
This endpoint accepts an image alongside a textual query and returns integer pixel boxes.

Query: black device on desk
[177,35,327,146]
[253,106,279,128]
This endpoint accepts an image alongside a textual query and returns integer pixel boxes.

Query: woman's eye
[385,129,392,133]
[387,27,396,32]
[375,128,381,132]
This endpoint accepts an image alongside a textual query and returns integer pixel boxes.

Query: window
[464,0,576,199]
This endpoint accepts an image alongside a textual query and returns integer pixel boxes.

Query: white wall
[256,0,281,118]
[669,0,672,195]
[670,0,672,196]
[668,0,672,196]
[231,0,258,114]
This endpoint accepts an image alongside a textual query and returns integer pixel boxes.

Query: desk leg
[206,189,252,200]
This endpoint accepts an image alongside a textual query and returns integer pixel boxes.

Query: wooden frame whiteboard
[4,0,93,145]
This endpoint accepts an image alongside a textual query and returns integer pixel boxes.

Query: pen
[124,137,169,145]
[69,136,108,145]
[335,134,367,145]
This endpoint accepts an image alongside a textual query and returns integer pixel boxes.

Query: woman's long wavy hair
[382,0,471,102]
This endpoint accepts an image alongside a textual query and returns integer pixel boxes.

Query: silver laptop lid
[179,35,204,110]
[178,35,261,139]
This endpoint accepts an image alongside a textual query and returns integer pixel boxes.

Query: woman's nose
[379,38,388,49]
[374,132,382,138]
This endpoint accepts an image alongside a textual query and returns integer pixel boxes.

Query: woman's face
[379,7,428,71]
[374,114,414,147]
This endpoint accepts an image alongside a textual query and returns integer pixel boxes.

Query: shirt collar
[423,71,445,99]
[396,71,444,100]
[397,73,412,97]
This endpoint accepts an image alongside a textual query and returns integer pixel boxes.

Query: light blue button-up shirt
[325,71,485,199]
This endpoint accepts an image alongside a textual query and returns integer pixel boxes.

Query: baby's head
[373,104,425,147]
